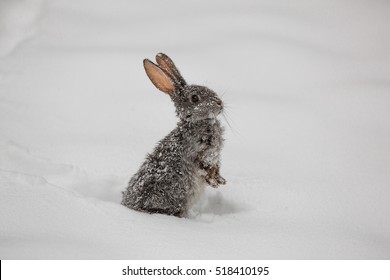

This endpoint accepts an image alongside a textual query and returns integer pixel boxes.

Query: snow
[1,0,390,259]
[0,0,44,57]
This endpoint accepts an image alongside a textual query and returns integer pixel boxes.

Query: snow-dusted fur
[121,53,225,217]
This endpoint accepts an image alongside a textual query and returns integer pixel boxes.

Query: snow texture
[0,0,390,259]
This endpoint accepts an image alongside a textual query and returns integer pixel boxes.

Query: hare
[121,53,226,217]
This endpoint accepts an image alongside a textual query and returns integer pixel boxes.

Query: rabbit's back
[122,125,196,216]
[122,119,223,217]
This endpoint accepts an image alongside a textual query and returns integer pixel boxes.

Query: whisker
[222,109,242,139]
[219,92,244,140]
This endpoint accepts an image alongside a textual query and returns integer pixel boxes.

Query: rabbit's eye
[191,94,199,103]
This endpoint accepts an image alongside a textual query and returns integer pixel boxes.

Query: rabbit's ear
[144,59,175,96]
[156,53,186,87]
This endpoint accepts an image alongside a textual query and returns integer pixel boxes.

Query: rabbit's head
[143,53,223,122]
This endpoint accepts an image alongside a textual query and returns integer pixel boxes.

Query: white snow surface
[1,0,389,259]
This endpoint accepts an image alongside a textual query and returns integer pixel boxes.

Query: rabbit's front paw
[206,176,220,188]
[215,174,226,185]
[205,167,226,188]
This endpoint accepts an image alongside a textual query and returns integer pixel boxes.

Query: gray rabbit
[121,53,226,217]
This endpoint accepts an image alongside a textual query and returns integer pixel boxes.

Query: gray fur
[121,53,225,217]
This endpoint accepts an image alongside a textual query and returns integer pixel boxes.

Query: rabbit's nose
[213,97,222,105]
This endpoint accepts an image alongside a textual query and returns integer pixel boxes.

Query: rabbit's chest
[174,119,224,167]
[191,120,224,166]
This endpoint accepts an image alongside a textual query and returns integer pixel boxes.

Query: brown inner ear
[144,60,175,95]
[156,53,185,87]
[156,54,176,79]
